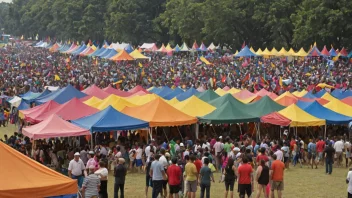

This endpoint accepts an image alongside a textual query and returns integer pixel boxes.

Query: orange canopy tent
[0,142,77,198]
[110,50,134,61]
[122,97,197,127]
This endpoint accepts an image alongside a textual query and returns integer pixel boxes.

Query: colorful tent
[103,86,132,97]
[82,84,109,99]
[342,97,352,106]
[164,97,180,105]
[140,43,158,51]
[128,85,149,94]
[196,86,206,92]
[215,87,227,96]
[287,48,296,56]
[0,142,77,198]
[256,48,263,56]
[302,92,317,99]
[321,92,338,101]
[129,49,149,59]
[22,100,60,123]
[33,98,99,122]
[208,93,245,108]
[176,87,199,101]
[163,87,184,100]
[110,50,134,61]
[250,47,256,53]
[255,89,278,100]
[157,44,167,53]
[96,94,136,111]
[235,46,257,57]
[315,89,327,98]
[329,47,337,56]
[331,90,352,99]
[35,84,87,104]
[227,87,241,94]
[180,42,190,51]
[292,90,308,97]
[232,90,256,103]
[173,44,181,52]
[261,48,271,56]
[198,42,208,51]
[165,43,173,51]
[17,100,30,111]
[324,100,352,116]
[260,112,291,126]
[174,96,216,117]
[278,104,325,126]
[274,91,296,101]
[192,41,199,50]
[196,90,220,102]
[275,96,298,106]
[23,114,90,139]
[198,101,259,124]
[307,46,322,57]
[128,94,159,105]
[278,47,289,56]
[320,45,330,56]
[339,47,348,57]
[154,86,173,97]
[83,96,103,106]
[247,96,285,117]
[122,98,197,127]
[72,106,149,132]
[300,101,352,124]
[22,89,51,102]
[8,96,22,108]
[269,48,279,56]
[294,48,308,57]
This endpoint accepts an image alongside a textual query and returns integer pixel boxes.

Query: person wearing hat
[68,152,87,188]
[114,158,127,198]
[82,165,100,198]
[86,151,98,172]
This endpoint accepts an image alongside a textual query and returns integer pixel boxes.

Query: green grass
[0,125,347,198]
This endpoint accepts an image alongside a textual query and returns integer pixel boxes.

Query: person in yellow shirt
[185,155,198,198]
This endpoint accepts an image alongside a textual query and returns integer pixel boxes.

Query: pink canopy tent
[103,85,132,97]
[22,114,90,139]
[261,112,291,126]
[233,89,256,100]
[197,86,206,92]
[82,85,110,99]
[23,100,60,123]
[129,90,148,97]
[33,98,99,122]
[128,85,149,94]
[275,96,298,106]
[255,89,278,99]
[20,100,59,119]
[222,86,230,91]
[320,45,330,56]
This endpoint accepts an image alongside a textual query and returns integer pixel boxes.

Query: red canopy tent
[261,112,291,126]
[342,97,352,106]
[128,85,149,94]
[22,100,60,123]
[22,114,90,139]
[103,85,132,97]
[320,45,330,56]
[340,47,348,57]
[82,84,110,99]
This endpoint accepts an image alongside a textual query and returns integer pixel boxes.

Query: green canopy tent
[198,101,259,124]
[208,93,246,108]
[195,90,220,102]
[246,96,285,117]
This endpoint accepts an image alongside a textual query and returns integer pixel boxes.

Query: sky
[0,0,12,2]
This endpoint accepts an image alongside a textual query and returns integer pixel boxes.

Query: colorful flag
[332,53,340,61]
[138,62,143,68]
[242,73,250,83]
[241,41,246,49]
[279,77,283,87]
[54,75,61,81]
[271,62,275,68]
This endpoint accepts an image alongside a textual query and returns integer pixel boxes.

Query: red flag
[241,41,246,49]
[221,75,226,83]
[242,73,250,83]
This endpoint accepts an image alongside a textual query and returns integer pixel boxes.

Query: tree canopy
[0,0,351,49]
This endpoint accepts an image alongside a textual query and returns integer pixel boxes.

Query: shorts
[271,181,284,191]
[225,180,235,191]
[169,184,180,194]
[238,184,252,197]
[186,180,197,192]
[162,180,168,189]
[135,159,143,167]
[318,152,323,160]
[146,175,152,187]
[308,153,316,160]
[283,157,289,163]
[336,152,342,161]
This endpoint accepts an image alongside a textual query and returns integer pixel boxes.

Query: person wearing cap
[68,152,87,188]
[213,138,224,172]
[86,151,98,171]
[114,158,127,198]
[82,165,100,198]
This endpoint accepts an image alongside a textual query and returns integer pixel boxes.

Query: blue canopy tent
[95,48,109,57]
[124,44,134,53]
[102,49,117,59]
[24,89,51,103]
[88,47,104,57]
[331,89,352,99]
[148,87,161,94]
[154,86,173,98]
[329,48,337,56]
[315,89,327,98]
[71,106,149,132]
[17,100,30,110]
[176,87,199,101]
[348,51,352,58]
[307,46,322,57]
[301,101,352,124]
[72,45,87,55]
[163,87,184,100]
[35,85,87,105]
[235,46,258,57]
[98,48,114,58]
[302,92,317,99]
[296,100,314,110]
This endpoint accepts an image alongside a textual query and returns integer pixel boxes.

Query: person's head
[171,157,177,165]
[89,150,95,158]
[276,145,281,150]
[245,149,251,154]
[74,152,80,161]
[203,157,210,165]
[190,154,196,162]
[116,146,120,151]
[160,148,166,155]
[260,147,266,154]
[227,157,234,168]
[204,152,209,157]
[185,155,190,162]
[242,157,249,164]
[260,159,266,167]
[99,161,105,168]
[155,154,161,160]
[88,165,95,174]
[328,142,333,147]
[118,158,125,164]
[272,154,277,160]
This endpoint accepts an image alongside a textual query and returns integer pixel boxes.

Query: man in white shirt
[135,145,143,173]
[213,138,224,171]
[145,141,156,163]
[347,169,352,197]
[334,137,344,167]
[68,152,87,188]
[274,145,284,161]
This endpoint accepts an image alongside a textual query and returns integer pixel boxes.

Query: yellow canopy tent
[294,48,308,57]
[129,49,149,59]
[165,43,173,51]
[227,87,241,94]
[261,48,271,56]
[274,91,296,101]
[269,48,279,56]
[233,50,239,56]
[83,96,103,107]
[256,48,263,56]
[292,90,308,97]
[250,47,256,53]
[215,88,227,96]
[324,100,352,116]
[164,97,180,105]
[174,96,216,116]
[127,94,159,105]
[97,94,136,111]
[278,104,326,126]
[278,47,289,56]
[287,48,296,56]
[321,92,338,101]
[110,50,134,61]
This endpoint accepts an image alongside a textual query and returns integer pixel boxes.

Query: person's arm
[251,171,254,192]
[68,162,72,178]
[198,169,202,185]
[81,186,86,198]
[269,169,273,180]
[161,170,167,180]
[149,167,153,178]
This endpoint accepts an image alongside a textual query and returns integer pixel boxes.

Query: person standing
[237,157,253,198]
[68,152,87,188]
[281,142,290,169]
[346,140,352,168]
[346,168,352,198]
[150,154,167,198]
[95,161,109,198]
[114,158,127,198]
[307,139,318,169]
[223,158,236,198]
[82,165,101,198]
[316,137,325,166]
[185,155,198,198]
[167,157,182,198]
[145,156,154,198]
[255,159,269,198]
[334,137,344,167]
[270,154,285,198]
[324,143,335,175]
[213,138,224,171]
[159,149,169,198]
[274,145,283,162]
[199,158,214,198]
[135,144,144,173]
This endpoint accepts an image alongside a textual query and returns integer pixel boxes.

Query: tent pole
[177,126,184,142]
[90,133,94,149]
[195,124,199,139]
[163,128,169,142]
[324,125,327,139]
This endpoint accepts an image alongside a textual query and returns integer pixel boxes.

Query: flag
[95,58,98,65]
[21,35,24,40]
[314,42,317,46]
[271,62,275,68]
[241,41,245,49]
[54,75,60,81]
[76,41,79,45]
[35,34,39,41]
[260,76,268,85]
[141,68,145,77]
[196,57,202,65]
[332,53,340,61]
[138,62,143,68]
[279,77,283,87]
[221,75,226,83]
[242,73,250,83]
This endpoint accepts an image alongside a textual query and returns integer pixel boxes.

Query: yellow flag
[138,62,143,67]
[141,68,145,76]
[68,40,71,44]
[332,53,340,61]
[54,75,61,81]
[271,62,276,68]
[279,77,283,87]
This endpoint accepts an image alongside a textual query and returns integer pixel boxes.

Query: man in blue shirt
[307,139,317,169]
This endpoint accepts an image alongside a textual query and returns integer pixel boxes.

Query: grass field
[1,125,348,198]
